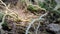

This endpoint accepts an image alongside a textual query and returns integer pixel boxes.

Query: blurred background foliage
[38,0,60,15]
[38,0,57,11]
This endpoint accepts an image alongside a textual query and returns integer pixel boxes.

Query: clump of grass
[0,0,29,30]
[0,0,49,34]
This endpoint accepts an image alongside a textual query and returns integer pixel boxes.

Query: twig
[0,0,6,7]
[25,12,48,34]
[35,21,40,34]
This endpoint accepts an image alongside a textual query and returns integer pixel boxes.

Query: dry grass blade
[25,12,48,34]
[35,21,40,34]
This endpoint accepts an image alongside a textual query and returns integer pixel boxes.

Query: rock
[46,23,60,34]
